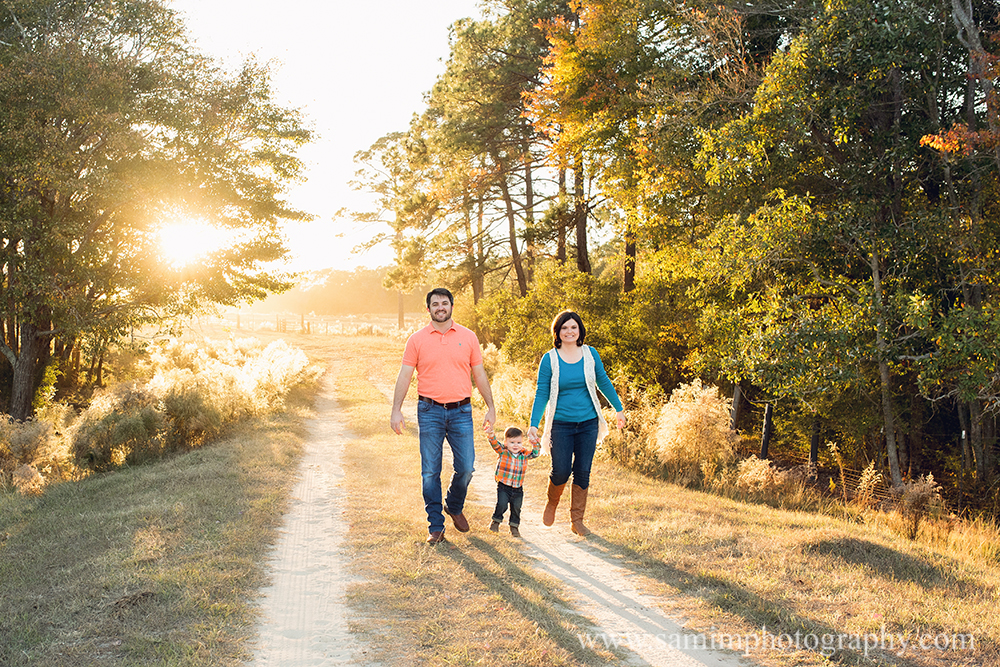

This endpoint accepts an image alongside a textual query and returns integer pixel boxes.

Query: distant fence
[203,312,422,339]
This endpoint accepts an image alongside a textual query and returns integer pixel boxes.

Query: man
[391,288,496,544]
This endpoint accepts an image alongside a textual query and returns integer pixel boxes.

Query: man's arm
[390,364,416,434]
[471,363,496,430]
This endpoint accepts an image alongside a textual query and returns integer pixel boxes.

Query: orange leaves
[920,123,1000,157]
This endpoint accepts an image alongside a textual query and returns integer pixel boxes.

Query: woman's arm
[527,353,552,443]
[591,348,624,412]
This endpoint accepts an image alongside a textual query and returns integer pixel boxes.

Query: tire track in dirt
[250,366,363,666]
[466,467,753,667]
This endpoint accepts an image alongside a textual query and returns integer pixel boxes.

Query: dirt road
[249,360,752,666]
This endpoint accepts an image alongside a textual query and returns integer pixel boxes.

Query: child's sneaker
[510,525,521,538]
[490,520,500,532]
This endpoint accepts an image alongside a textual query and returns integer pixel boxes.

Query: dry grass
[0,387,310,666]
[570,459,1000,667]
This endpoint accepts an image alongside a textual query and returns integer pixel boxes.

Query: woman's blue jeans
[549,417,599,489]
[417,400,475,534]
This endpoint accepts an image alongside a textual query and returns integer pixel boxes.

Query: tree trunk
[523,143,536,284]
[624,219,636,293]
[809,418,820,467]
[730,384,743,431]
[10,321,44,421]
[958,403,973,472]
[573,154,591,274]
[760,403,773,459]
[968,398,988,479]
[870,248,903,488]
[474,195,485,302]
[497,161,528,297]
[557,166,567,263]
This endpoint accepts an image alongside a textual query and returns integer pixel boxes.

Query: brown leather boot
[543,481,566,526]
[570,484,590,536]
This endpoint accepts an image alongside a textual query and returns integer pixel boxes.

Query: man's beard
[431,308,452,322]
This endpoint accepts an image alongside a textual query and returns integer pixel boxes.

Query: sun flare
[158,219,229,268]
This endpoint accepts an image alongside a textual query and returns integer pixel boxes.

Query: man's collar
[428,320,456,334]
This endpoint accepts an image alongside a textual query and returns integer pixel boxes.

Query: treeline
[246,268,428,316]
[0,2,309,418]
[349,0,1000,510]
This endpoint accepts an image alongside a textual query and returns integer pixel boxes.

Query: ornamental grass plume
[853,460,884,511]
[656,379,738,486]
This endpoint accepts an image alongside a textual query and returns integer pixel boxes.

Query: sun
[158,218,229,268]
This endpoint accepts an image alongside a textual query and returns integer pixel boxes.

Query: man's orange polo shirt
[402,322,483,403]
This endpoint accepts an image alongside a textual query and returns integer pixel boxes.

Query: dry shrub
[12,464,44,495]
[71,385,164,470]
[731,455,812,508]
[601,378,666,477]
[483,356,537,428]
[853,461,883,511]
[736,455,776,491]
[0,419,56,466]
[656,380,738,486]
[72,337,320,471]
[892,473,944,540]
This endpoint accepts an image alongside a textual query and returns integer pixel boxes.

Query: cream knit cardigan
[540,345,609,456]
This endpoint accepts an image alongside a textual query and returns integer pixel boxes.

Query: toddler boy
[486,424,540,537]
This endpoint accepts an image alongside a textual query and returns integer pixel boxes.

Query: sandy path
[249,367,363,666]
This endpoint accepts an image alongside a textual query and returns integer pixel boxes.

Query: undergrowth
[0,336,322,491]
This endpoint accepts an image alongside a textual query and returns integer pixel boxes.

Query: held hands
[616,411,627,430]
[527,426,540,445]
[483,407,496,433]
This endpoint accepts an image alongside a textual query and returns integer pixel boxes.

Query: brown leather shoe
[443,506,470,532]
[426,530,446,544]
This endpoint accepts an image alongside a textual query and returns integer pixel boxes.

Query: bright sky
[168,0,483,272]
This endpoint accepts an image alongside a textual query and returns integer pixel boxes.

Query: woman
[527,311,626,536]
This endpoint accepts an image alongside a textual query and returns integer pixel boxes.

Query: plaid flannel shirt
[488,432,540,488]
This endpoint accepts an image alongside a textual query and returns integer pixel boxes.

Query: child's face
[505,435,524,454]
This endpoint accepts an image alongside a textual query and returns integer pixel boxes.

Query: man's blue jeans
[549,417,599,489]
[417,400,475,534]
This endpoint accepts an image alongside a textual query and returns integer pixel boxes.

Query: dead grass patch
[580,459,999,666]
[0,378,309,666]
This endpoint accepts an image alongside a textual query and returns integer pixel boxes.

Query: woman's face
[559,318,580,346]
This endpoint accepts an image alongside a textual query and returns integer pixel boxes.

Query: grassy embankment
[0,383,310,665]
[2,327,997,666]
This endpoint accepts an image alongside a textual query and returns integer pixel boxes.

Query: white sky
[168,0,483,272]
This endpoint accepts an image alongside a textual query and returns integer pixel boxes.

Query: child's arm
[485,426,503,454]
[525,439,541,459]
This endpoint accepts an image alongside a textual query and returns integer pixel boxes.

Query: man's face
[428,295,453,323]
